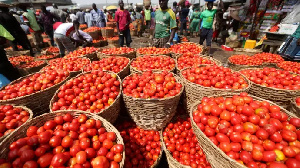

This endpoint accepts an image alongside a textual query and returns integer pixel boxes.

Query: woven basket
[290,97,300,117]
[101,28,114,38]
[122,73,184,130]
[0,73,69,116]
[170,42,204,59]
[189,93,298,168]
[107,39,119,46]
[227,59,263,71]
[35,54,60,61]
[130,29,137,36]
[180,66,251,112]
[0,110,125,167]
[98,50,136,60]
[5,50,30,57]
[240,68,300,109]
[136,52,171,57]
[93,40,108,48]
[106,22,117,28]
[83,52,98,61]
[0,105,33,143]
[130,56,176,74]
[87,31,100,40]
[17,61,47,76]
[50,71,121,123]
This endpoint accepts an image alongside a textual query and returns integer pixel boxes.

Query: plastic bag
[0,74,10,88]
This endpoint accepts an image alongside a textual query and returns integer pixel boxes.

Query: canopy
[106,5,118,10]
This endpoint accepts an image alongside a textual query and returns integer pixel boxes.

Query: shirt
[0,24,15,41]
[115,9,131,31]
[0,12,24,37]
[69,14,77,22]
[76,11,85,24]
[21,24,30,34]
[54,23,74,36]
[72,30,92,42]
[144,9,151,21]
[85,13,92,27]
[292,25,300,39]
[136,12,142,20]
[50,8,66,21]
[90,9,105,27]
[23,10,41,31]
[200,9,217,29]
[41,12,55,32]
[154,8,176,38]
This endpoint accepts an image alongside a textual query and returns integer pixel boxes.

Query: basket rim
[35,53,60,61]
[99,47,136,56]
[45,57,91,73]
[130,55,176,73]
[16,60,47,70]
[49,70,122,114]
[176,54,222,71]
[136,47,171,55]
[228,55,282,66]
[189,93,298,168]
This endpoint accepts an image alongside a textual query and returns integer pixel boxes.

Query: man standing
[144,6,151,29]
[179,1,190,36]
[115,0,131,47]
[153,0,176,48]
[199,0,223,56]
[85,9,92,27]
[90,3,106,27]
[40,5,56,46]
[76,10,85,24]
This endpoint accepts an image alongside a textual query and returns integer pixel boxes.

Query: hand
[165,42,171,48]
[297,38,300,46]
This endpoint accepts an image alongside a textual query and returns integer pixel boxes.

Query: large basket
[106,22,117,28]
[50,71,121,123]
[17,61,47,76]
[35,54,60,61]
[227,59,263,71]
[107,38,119,46]
[136,52,172,58]
[290,97,300,117]
[104,56,130,79]
[98,49,136,60]
[189,93,298,168]
[0,110,125,168]
[5,50,30,57]
[87,30,101,40]
[0,73,69,116]
[122,72,184,130]
[83,52,98,61]
[101,28,114,38]
[170,42,204,59]
[0,105,33,143]
[180,65,251,111]
[93,40,108,48]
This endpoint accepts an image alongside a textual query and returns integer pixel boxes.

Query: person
[19,5,44,50]
[90,3,106,27]
[150,8,155,29]
[172,1,178,14]
[219,10,240,45]
[40,5,56,46]
[144,6,151,29]
[135,10,143,37]
[115,0,132,47]
[51,4,66,22]
[0,24,21,81]
[85,9,92,27]
[279,24,300,59]
[0,4,33,55]
[76,9,85,24]
[106,10,114,22]
[179,1,190,36]
[72,30,93,47]
[153,0,177,48]
[190,8,201,37]
[10,10,21,23]
[103,9,108,23]
[69,10,77,22]
[199,0,223,56]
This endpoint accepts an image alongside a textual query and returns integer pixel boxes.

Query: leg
[15,34,34,56]
[180,22,184,35]
[45,29,55,46]
[199,29,206,45]
[125,29,131,47]
[206,29,213,56]
[60,35,75,53]
[183,22,187,37]
[10,40,18,51]
[54,34,65,56]
[119,31,124,47]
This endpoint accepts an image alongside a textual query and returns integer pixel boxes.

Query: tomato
[23,161,38,168]
[262,151,276,162]
[76,151,87,164]
[285,158,300,168]
[51,153,68,166]
[37,153,53,168]
[281,129,297,142]
[26,126,38,137]
[49,135,62,147]
[38,131,52,144]
[256,128,269,140]
[62,136,73,148]
[268,162,287,168]
[91,156,109,168]
[20,149,35,162]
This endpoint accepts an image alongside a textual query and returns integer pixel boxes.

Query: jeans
[119,29,131,47]
[45,29,55,46]
[199,28,213,46]
[54,33,75,56]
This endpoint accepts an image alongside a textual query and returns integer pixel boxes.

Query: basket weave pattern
[101,28,114,38]
[98,50,136,60]
[290,97,300,117]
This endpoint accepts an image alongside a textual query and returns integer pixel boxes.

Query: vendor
[279,25,300,59]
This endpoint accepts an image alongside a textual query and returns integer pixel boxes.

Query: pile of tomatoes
[101,47,134,55]
[83,56,129,73]
[137,47,170,55]
[105,37,119,41]
[253,53,284,64]
[0,105,30,138]
[101,27,113,30]
[51,70,120,113]
[240,67,300,90]
[0,113,124,168]
[17,60,45,69]
[45,47,59,54]
[36,54,58,60]
[296,98,300,107]
[44,57,90,72]
[182,65,249,90]
[122,71,182,99]
[163,117,211,167]
[83,27,101,32]
[177,53,216,70]
[277,61,300,75]
[0,70,69,100]
[192,92,300,168]
[9,56,34,67]
[171,43,203,55]
[79,24,87,29]
[131,55,175,72]
[117,121,161,168]
[229,53,284,66]
[65,47,98,58]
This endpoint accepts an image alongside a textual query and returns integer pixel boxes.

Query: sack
[0,74,10,87]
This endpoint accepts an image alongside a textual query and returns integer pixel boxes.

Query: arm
[115,12,120,33]
[218,0,224,10]
[198,19,202,32]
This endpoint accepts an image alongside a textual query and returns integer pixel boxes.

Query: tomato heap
[79,24,87,29]
[240,67,300,90]
[253,53,284,64]
[182,65,248,89]
[122,71,182,99]
[44,57,90,72]
[101,27,113,30]
[65,47,98,58]
[45,47,59,54]
[177,53,215,70]
[36,54,57,60]
[117,121,161,168]
[83,27,101,32]
[17,60,45,69]
[296,98,300,107]
[0,70,69,100]
[171,43,203,55]
[105,37,119,41]
[229,55,263,66]
[0,113,124,168]
[8,56,34,67]
[84,56,129,73]
[192,92,300,168]
[51,70,120,113]
[0,105,30,138]
[277,61,300,75]
[131,55,175,72]
[101,47,134,55]
[137,47,169,55]
[163,117,211,167]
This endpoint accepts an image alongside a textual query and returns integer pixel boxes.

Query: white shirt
[69,14,77,22]
[72,30,93,42]
[54,23,74,36]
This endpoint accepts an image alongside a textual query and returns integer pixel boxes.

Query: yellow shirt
[0,24,15,41]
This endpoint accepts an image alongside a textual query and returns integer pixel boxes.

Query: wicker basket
[106,22,117,28]
[189,93,298,168]
[170,42,204,59]
[107,39,119,46]
[98,49,136,60]
[122,73,184,130]
[0,110,125,167]
[101,28,114,38]
[290,97,300,117]
[87,31,100,40]
[227,59,262,71]
[0,73,69,116]
[50,71,121,123]
[35,54,60,61]
[17,61,47,76]
[130,29,137,36]
[83,52,98,61]
[0,105,33,143]
[93,40,108,48]
[136,52,171,57]
[5,50,30,57]
[180,66,251,112]
[130,56,176,74]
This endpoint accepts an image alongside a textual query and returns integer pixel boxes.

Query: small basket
[0,105,33,143]
[50,71,121,123]
[0,110,125,168]
[290,97,300,117]
[98,49,136,60]
[189,93,298,168]
[122,72,184,130]
[0,73,70,116]
[101,28,114,38]
[17,61,47,76]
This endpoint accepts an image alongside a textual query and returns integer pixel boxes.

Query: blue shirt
[90,9,105,27]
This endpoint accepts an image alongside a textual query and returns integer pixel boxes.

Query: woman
[189,8,201,38]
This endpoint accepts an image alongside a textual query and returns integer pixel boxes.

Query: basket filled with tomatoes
[277,61,300,75]
[41,47,60,55]
[35,54,59,61]
[98,47,136,60]
[240,67,300,108]
[130,55,176,74]
[92,38,108,48]
[101,27,114,38]
[0,110,125,168]
[16,60,47,76]
[79,24,87,30]
[83,27,101,40]
[180,65,251,111]
[50,70,121,124]
[83,56,130,79]
[161,115,212,168]
[136,47,171,57]
[106,37,120,46]
[0,105,33,143]
[116,120,163,168]
[8,55,35,67]
[290,97,300,117]
[65,47,98,61]
[0,70,70,116]
[6,50,31,57]
[122,71,183,130]
[106,22,117,28]
[190,92,300,168]
[170,42,203,59]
